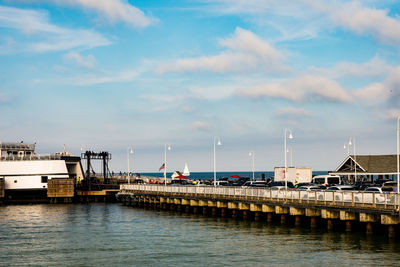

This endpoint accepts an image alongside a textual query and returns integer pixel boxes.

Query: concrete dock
[118,184,400,237]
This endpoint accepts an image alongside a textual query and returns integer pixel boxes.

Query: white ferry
[0,142,84,201]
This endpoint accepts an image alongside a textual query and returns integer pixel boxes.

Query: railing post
[373,192,376,207]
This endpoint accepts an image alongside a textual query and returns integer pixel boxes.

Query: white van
[312,175,341,186]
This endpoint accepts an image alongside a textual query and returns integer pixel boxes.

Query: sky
[0,0,400,173]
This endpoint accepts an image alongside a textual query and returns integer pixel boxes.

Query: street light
[284,128,293,190]
[127,147,133,184]
[343,143,350,155]
[249,151,255,182]
[164,143,171,186]
[286,146,293,167]
[214,136,222,187]
[348,138,357,181]
[397,116,399,197]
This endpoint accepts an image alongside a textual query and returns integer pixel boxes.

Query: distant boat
[183,162,190,176]
[171,163,190,179]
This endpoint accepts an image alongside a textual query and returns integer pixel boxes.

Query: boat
[0,142,84,202]
[171,163,190,179]
[183,162,190,176]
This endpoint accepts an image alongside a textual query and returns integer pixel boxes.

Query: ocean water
[1,203,400,266]
[140,171,329,180]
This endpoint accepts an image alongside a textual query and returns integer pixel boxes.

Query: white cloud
[237,75,353,103]
[274,106,313,118]
[63,52,96,68]
[157,27,289,74]
[189,84,240,100]
[71,69,141,85]
[309,0,400,45]
[191,121,212,131]
[309,56,393,79]
[384,66,400,107]
[353,82,388,102]
[0,6,111,53]
[198,1,400,45]
[61,0,156,28]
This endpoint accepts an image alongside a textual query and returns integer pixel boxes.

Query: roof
[334,155,399,174]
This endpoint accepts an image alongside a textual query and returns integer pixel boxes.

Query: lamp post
[284,129,293,190]
[164,144,171,186]
[286,146,293,167]
[214,136,222,187]
[348,138,357,181]
[397,116,399,197]
[127,147,133,184]
[249,151,255,182]
[343,143,350,155]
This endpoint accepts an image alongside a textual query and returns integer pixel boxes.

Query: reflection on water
[1,204,400,266]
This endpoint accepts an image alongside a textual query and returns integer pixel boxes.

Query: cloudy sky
[0,0,399,173]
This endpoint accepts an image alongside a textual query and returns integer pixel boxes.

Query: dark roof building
[330,155,399,181]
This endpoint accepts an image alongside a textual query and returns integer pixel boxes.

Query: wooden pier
[119,184,400,237]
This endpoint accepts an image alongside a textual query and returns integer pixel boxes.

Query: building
[0,142,35,159]
[329,155,399,182]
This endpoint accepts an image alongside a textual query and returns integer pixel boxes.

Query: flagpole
[164,144,167,187]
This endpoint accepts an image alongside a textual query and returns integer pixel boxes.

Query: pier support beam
[250,204,262,212]
[262,204,275,213]
[321,209,339,219]
[199,200,207,207]
[290,207,305,226]
[228,202,238,210]
[381,214,400,225]
[217,201,228,209]
[208,201,217,208]
[381,214,400,238]
[267,212,273,223]
[239,203,250,211]
[340,211,357,232]
[290,207,305,216]
[275,206,289,215]
[321,209,339,231]
[360,213,378,235]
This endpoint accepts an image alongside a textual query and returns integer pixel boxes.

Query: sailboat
[183,162,190,176]
[171,163,190,178]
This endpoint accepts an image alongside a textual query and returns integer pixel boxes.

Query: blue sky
[1,0,400,173]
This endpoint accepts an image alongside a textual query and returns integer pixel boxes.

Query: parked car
[312,175,341,187]
[360,187,389,204]
[229,177,250,186]
[353,181,374,190]
[269,181,294,188]
[296,185,325,191]
[170,179,189,185]
[213,180,229,186]
[381,181,398,192]
[326,185,355,191]
[250,181,270,188]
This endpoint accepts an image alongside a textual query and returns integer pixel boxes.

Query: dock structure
[118,184,400,237]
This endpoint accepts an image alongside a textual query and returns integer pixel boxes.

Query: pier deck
[119,184,400,236]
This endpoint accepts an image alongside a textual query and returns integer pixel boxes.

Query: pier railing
[120,184,400,212]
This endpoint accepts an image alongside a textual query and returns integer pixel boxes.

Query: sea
[2,170,400,266]
[139,171,329,180]
[2,203,400,266]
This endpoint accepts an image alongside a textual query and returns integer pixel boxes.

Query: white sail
[183,162,190,176]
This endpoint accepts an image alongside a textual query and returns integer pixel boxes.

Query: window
[313,178,325,184]
[328,178,339,185]
[41,176,48,183]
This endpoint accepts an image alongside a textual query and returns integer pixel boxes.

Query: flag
[159,163,165,171]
